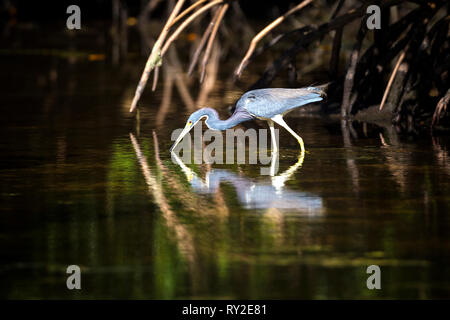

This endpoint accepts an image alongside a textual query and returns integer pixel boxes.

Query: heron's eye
[188,120,192,125]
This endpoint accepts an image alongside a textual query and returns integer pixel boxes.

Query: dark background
[2,0,330,23]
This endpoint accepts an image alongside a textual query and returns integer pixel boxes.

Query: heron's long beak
[170,122,193,152]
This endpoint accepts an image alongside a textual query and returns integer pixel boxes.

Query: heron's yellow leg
[271,115,305,153]
[271,150,305,188]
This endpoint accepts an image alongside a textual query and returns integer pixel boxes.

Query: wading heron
[170,87,326,153]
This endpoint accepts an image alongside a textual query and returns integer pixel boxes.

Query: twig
[432,89,450,127]
[187,8,221,76]
[160,0,224,57]
[329,0,345,78]
[379,51,406,111]
[129,0,186,112]
[141,0,164,18]
[234,0,314,78]
[250,1,399,90]
[137,0,165,52]
[231,1,254,38]
[130,0,225,111]
[197,43,220,107]
[244,26,314,69]
[200,3,229,83]
[168,0,209,28]
[329,28,343,79]
[330,0,346,20]
[354,7,426,105]
[341,18,368,117]
[156,66,173,126]
[152,65,160,91]
[169,46,196,111]
[250,0,403,90]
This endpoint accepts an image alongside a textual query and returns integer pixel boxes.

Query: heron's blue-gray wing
[236,87,324,119]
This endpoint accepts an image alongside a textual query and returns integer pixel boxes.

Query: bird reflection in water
[171,152,323,215]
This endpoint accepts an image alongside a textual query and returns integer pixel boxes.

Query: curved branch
[129,0,186,112]
[234,0,314,78]
[250,0,403,90]
[168,0,209,28]
[129,0,223,112]
[161,0,224,56]
[432,89,450,127]
[341,18,368,117]
[379,51,406,111]
[200,3,229,83]
[187,8,221,76]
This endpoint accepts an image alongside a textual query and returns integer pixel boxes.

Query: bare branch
[341,19,368,117]
[432,89,450,127]
[152,65,160,91]
[379,51,406,111]
[168,0,209,28]
[200,3,229,83]
[160,0,224,57]
[329,0,345,78]
[187,8,221,76]
[250,0,403,90]
[329,28,343,79]
[234,0,314,78]
[129,0,186,112]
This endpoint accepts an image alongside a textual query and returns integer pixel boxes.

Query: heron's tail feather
[305,85,327,99]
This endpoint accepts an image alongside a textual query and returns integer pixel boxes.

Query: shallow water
[1,49,450,299]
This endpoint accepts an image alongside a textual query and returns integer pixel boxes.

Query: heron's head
[187,108,212,125]
[170,108,212,152]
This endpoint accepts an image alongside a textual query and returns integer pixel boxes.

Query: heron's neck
[202,108,250,130]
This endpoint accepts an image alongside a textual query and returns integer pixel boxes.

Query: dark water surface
[1,52,450,299]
